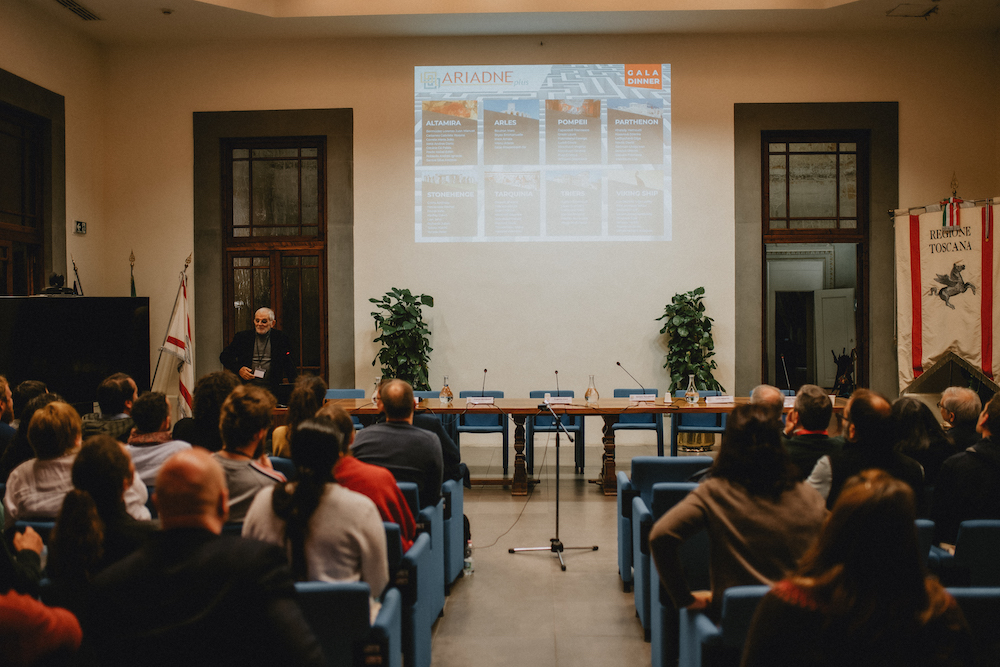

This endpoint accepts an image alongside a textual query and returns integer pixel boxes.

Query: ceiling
[22,0,1000,44]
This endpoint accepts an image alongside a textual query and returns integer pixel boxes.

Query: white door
[814,288,856,389]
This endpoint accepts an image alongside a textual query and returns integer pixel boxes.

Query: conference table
[325,396,844,497]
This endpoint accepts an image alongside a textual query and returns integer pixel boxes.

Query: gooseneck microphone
[616,361,647,394]
[481,368,488,396]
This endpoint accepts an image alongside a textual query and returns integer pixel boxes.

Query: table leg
[595,415,618,496]
[511,415,528,496]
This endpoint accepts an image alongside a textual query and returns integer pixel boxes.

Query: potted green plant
[656,286,724,394]
[370,288,434,390]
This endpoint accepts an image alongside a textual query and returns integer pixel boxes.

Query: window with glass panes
[763,131,868,243]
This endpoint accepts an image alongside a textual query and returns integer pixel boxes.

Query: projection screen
[415,64,671,242]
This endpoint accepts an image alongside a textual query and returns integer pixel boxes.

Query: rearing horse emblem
[927,261,977,310]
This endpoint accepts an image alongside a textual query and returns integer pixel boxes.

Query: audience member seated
[0,590,82,666]
[171,370,239,451]
[319,403,417,552]
[0,519,42,596]
[353,379,443,509]
[271,374,327,458]
[0,390,57,484]
[213,385,285,522]
[933,393,1000,545]
[939,386,982,452]
[4,402,150,529]
[48,435,158,611]
[10,380,47,431]
[83,449,324,666]
[244,417,389,615]
[750,384,786,421]
[125,392,191,485]
[807,389,924,511]
[649,403,827,621]
[742,470,971,666]
[81,373,139,443]
[0,376,15,464]
[892,396,956,486]
[371,378,466,486]
[782,384,840,481]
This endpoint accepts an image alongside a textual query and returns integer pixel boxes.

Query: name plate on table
[705,395,734,405]
[544,394,573,405]
[784,396,795,408]
[629,394,657,403]
[466,396,495,405]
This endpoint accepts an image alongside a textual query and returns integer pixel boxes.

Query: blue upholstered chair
[525,390,585,474]
[385,523,436,667]
[295,581,402,667]
[457,390,508,475]
[221,522,243,536]
[441,478,464,590]
[397,482,445,621]
[650,527,711,667]
[669,390,726,456]
[268,456,297,481]
[413,390,460,446]
[915,518,934,568]
[633,482,699,639]
[930,520,1000,586]
[13,520,54,542]
[611,388,664,456]
[326,389,366,430]
[678,585,769,667]
[617,456,713,592]
[948,587,1000,664]
[144,485,157,519]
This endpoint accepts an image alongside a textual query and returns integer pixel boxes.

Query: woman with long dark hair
[892,396,956,486]
[742,469,971,666]
[649,403,827,619]
[270,375,327,458]
[48,435,157,611]
[242,417,388,606]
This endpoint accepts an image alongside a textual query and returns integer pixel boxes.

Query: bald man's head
[380,379,415,421]
[750,384,785,421]
[154,448,229,531]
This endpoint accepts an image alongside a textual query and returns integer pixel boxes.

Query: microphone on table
[616,361,647,394]
[481,368,488,396]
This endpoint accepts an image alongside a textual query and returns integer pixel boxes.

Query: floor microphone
[616,361,647,394]
[482,368,488,396]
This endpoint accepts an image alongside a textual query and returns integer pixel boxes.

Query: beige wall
[2,0,999,399]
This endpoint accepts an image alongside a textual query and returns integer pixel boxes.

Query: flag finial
[129,250,135,267]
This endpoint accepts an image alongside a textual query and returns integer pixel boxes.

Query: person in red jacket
[318,403,418,552]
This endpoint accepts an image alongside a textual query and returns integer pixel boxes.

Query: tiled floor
[430,429,712,667]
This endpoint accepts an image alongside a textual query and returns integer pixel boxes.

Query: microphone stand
[509,403,598,571]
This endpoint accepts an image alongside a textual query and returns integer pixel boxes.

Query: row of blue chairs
[675,584,1000,667]
[17,471,464,667]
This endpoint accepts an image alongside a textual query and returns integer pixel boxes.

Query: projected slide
[415,64,671,242]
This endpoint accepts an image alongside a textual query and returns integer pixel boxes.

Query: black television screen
[0,296,150,412]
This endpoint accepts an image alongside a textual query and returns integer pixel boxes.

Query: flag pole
[150,254,192,389]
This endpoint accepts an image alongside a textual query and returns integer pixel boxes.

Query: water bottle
[440,375,454,404]
[685,374,700,404]
[463,540,474,575]
[585,374,599,404]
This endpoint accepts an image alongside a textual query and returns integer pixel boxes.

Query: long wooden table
[326,396,843,497]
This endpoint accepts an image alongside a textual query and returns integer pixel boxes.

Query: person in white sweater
[242,416,388,614]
